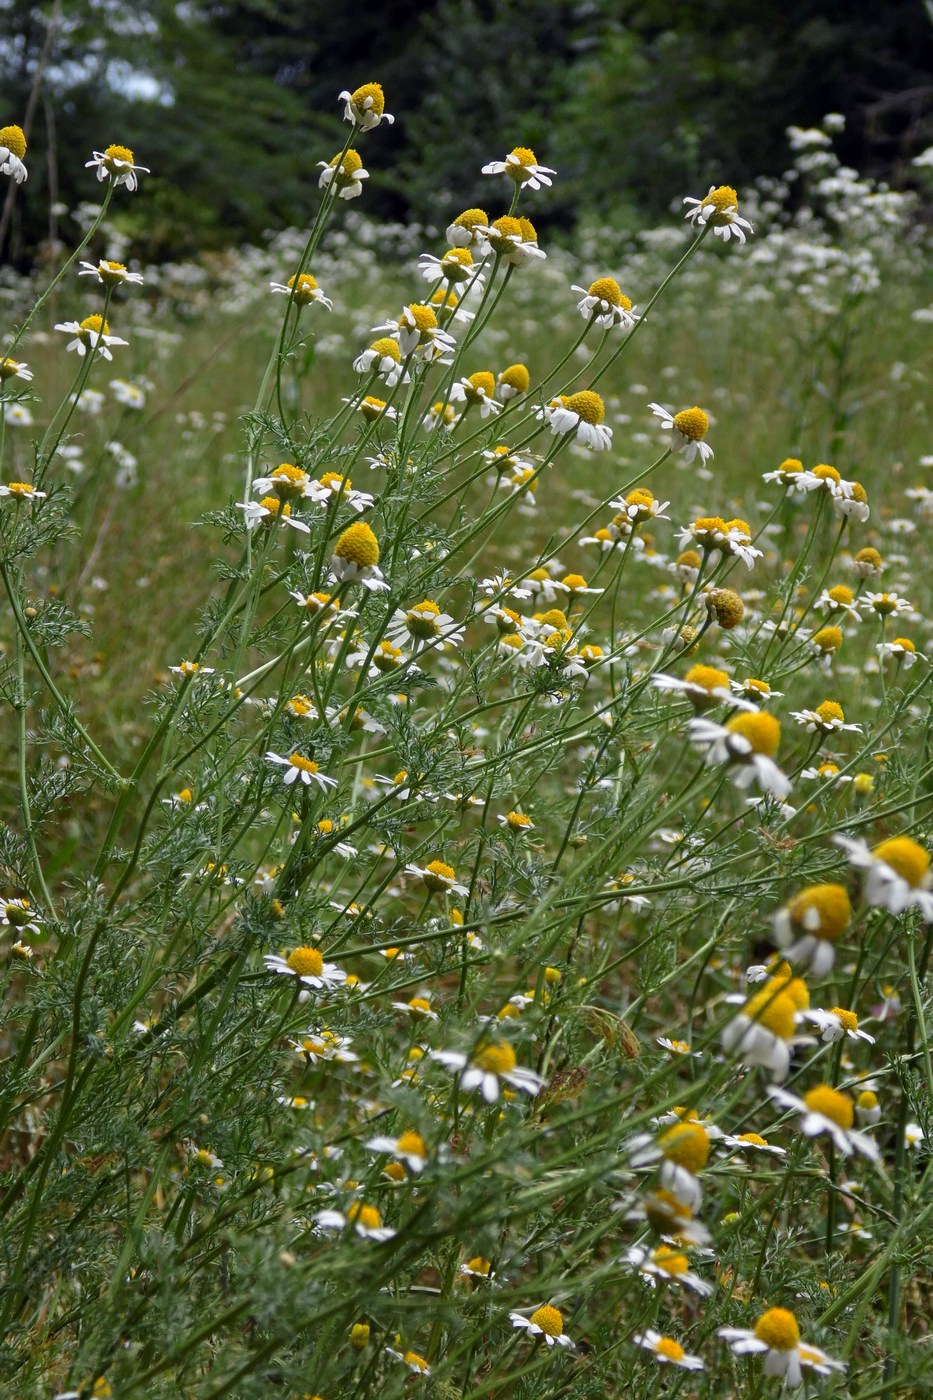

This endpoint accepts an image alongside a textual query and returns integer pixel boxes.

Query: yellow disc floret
[0,125,27,159]
[727,711,781,758]
[803,1084,854,1130]
[588,276,630,309]
[499,363,530,393]
[422,858,456,890]
[347,1201,383,1230]
[529,1305,563,1337]
[334,521,380,567]
[673,406,710,440]
[753,1307,800,1351]
[873,836,930,888]
[473,1041,517,1075]
[350,82,385,115]
[786,884,851,941]
[562,389,605,424]
[285,947,324,977]
[741,988,797,1040]
[658,1121,710,1173]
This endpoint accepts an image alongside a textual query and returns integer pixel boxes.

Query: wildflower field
[2,90,933,1399]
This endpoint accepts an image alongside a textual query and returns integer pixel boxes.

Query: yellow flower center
[347,1201,382,1230]
[406,303,438,332]
[726,711,781,758]
[741,988,797,1040]
[892,637,916,652]
[803,1084,854,1129]
[286,753,319,774]
[79,314,109,336]
[855,546,882,569]
[537,607,569,630]
[467,370,495,398]
[330,148,362,174]
[334,521,379,567]
[658,1121,710,1173]
[473,1041,517,1074]
[369,336,401,362]
[285,946,324,976]
[587,276,629,308]
[701,185,739,220]
[831,1007,859,1032]
[651,1246,688,1275]
[508,145,538,172]
[489,215,523,248]
[0,125,26,159]
[453,206,489,231]
[707,588,744,628]
[529,1305,563,1337]
[506,811,533,830]
[407,996,432,1014]
[786,884,851,941]
[403,1351,429,1371]
[5,482,37,498]
[857,1090,878,1110]
[850,482,868,503]
[828,585,854,605]
[869,593,899,616]
[811,625,842,653]
[260,495,293,517]
[423,858,456,888]
[655,1337,686,1361]
[561,573,588,592]
[815,700,845,724]
[562,389,605,424]
[683,663,729,694]
[736,1132,770,1147]
[177,788,193,803]
[518,216,538,242]
[812,463,841,484]
[104,143,134,164]
[673,406,710,440]
[350,82,385,114]
[288,272,319,293]
[753,1307,800,1351]
[872,836,930,887]
[467,1255,491,1274]
[396,1130,426,1157]
[500,362,530,392]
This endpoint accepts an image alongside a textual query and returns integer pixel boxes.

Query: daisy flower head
[718,1307,845,1388]
[85,144,149,191]
[404,858,469,897]
[263,945,347,990]
[571,276,637,329]
[808,625,843,664]
[720,1130,787,1157]
[633,1330,704,1370]
[0,481,47,503]
[460,1255,496,1280]
[653,663,753,712]
[804,1006,875,1045]
[446,206,490,250]
[772,883,851,974]
[0,356,32,384]
[264,751,337,791]
[683,184,753,242]
[721,983,802,1080]
[482,145,555,189]
[365,1129,429,1172]
[706,587,746,630]
[318,148,368,199]
[338,82,394,129]
[314,1200,395,1241]
[651,402,713,463]
[308,471,373,513]
[1,898,42,938]
[77,259,144,288]
[818,584,861,620]
[353,336,407,386]
[863,590,914,619]
[391,992,439,1020]
[0,124,27,182]
[269,272,333,308]
[612,486,670,526]
[768,1083,880,1161]
[626,1243,712,1294]
[251,462,311,500]
[497,363,530,400]
[330,521,389,591]
[688,712,791,800]
[388,598,464,653]
[763,457,806,489]
[431,1040,545,1103]
[238,495,310,534]
[373,303,455,361]
[539,390,612,450]
[450,370,500,417]
[385,1346,431,1374]
[509,1305,573,1349]
[482,214,546,267]
[731,676,782,702]
[418,245,476,286]
[850,546,884,579]
[790,700,862,735]
[834,832,933,918]
[498,810,535,833]
[834,480,870,521]
[55,314,128,361]
[878,636,925,667]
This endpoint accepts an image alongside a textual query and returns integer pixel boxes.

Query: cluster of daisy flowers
[5,79,933,1400]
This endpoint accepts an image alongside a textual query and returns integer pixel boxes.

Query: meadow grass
[1,104,932,1399]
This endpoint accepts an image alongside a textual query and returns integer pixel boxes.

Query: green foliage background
[2,0,932,262]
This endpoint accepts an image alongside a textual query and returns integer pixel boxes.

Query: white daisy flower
[633,1330,704,1369]
[803,1007,875,1045]
[431,1042,545,1103]
[538,390,612,451]
[85,144,149,190]
[0,481,46,502]
[263,946,346,990]
[687,715,792,800]
[877,637,925,667]
[0,125,27,183]
[833,832,933,919]
[0,356,32,384]
[364,1129,429,1172]
[789,703,862,735]
[649,402,713,463]
[318,149,369,200]
[352,337,408,387]
[385,1346,431,1374]
[77,258,144,286]
[625,1244,712,1295]
[290,1029,357,1064]
[264,751,337,790]
[269,272,333,308]
[571,276,638,329]
[404,860,470,897]
[718,1308,845,1388]
[314,1202,395,1240]
[482,146,555,189]
[54,315,128,361]
[509,1305,573,1348]
[683,184,753,243]
[767,1083,880,1160]
[338,83,394,129]
[306,473,374,513]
